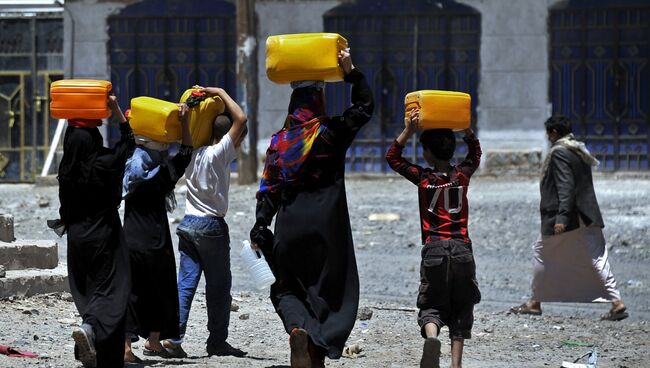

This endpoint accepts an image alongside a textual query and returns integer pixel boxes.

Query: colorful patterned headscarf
[258,86,327,195]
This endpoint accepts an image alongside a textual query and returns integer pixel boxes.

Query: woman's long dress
[256,69,374,358]
[58,123,135,368]
[123,145,193,340]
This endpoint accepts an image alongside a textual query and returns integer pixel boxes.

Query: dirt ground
[0,175,649,367]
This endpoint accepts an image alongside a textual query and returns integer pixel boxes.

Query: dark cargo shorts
[417,239,481,339]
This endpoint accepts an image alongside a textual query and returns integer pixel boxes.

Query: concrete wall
[458,0,563,151]
[61,0,567,171]
[255,0,340,152]
[63,0,131,143]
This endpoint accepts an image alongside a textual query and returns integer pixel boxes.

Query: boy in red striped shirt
[386,109,482,368]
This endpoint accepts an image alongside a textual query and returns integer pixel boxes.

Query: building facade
[0,0,648,181]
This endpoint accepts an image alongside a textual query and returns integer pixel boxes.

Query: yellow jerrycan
[129,97,181,143]
[404,90,471,130]
[179,89,225,148]
[266,33,348,84]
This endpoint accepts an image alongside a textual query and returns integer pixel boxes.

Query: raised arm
[194,86,248,148]
[458,127,481,177]
[106,93,135,162]
[338,50,374,135]
[385,109,423,185]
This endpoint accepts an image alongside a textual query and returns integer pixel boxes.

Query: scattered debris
[561,339,594,347]
[239,313,250,320]
[230,303,240,312]
[357,307,373,321]
[553,325,564,331]
[484,326,494,334]
[38,198,50,208]
[343,343,364,358]
[368,213,400,222]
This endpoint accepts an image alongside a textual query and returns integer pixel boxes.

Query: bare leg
[124,338,140,363]
[451,338,464,368]
[424,322,439,338]
[145,332,164,352]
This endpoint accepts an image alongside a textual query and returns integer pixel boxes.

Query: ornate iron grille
[107,0,236,145]
[550,1,650,171]
[324,0,480,172]
[0,16,63,182]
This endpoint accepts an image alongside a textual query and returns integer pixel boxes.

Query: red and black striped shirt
[386,135,481,244]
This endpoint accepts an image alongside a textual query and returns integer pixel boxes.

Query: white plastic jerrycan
[240,240,276,290]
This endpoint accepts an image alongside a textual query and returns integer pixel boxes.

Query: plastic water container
[266,33,348,84]
[404,90,471,131]
[240,240,276,290]
[128,96,182,143]
[178,89,225,148]
[50,79,112,119]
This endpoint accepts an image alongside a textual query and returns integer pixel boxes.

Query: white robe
[531,226,621,302]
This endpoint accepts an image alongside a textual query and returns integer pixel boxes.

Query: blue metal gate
[550,1,650,171]
[323,0,480,172]
[107,0,236,145]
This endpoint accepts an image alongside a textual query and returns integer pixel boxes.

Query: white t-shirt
[184,134,237,217]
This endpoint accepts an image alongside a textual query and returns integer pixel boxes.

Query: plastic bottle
[240,240,276,290]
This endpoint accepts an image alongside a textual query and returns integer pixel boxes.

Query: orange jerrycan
[129,97,181,143]
[179,89,225,148]
[266,33,348,84]
[50,79,112,119]
[404,90,471,131]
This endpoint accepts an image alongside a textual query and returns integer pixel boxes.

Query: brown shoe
[510,302,542,316]
[601,302,629,321]
[289,328,310,368]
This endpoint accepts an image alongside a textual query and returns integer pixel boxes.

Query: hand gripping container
[404,90,471,130]
[240,240,276,290]
[128,97,181,143]
[50,79,112,119]
[266,33,348,84]
[179,89,225,148]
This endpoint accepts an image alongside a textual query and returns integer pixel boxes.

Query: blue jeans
[170,215,231,346]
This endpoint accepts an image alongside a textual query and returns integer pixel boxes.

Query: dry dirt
[0,176,649,367]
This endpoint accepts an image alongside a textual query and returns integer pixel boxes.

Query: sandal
[510,303,542,316]
[143,339,172,358]
[601,306,629,321]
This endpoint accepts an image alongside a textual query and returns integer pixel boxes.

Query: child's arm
[195,86,248,148]
[385,109,423,185]
[459,127,481,177]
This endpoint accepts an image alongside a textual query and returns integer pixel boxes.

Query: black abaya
[255,69,374,359]
[123,145,192,340]
[58,123,135,368]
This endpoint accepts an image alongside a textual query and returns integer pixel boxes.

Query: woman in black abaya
[250,50,374,368]
[121,104,193,361]
[53,95,134,368]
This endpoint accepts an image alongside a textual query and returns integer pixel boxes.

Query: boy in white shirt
[163,86,247,358]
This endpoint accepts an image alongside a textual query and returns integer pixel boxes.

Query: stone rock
[239,313,250,320]
[0,240,59,270]
[0,265,5,278]
[0,214,15,243]
[230,303,240,312]
[357,307,373,321]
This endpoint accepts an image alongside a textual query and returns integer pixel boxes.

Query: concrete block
[0,264,69,299]
[0,240,59,271]
[482,149,543,177]
[0,215,15,243]
[35,175,59,187]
